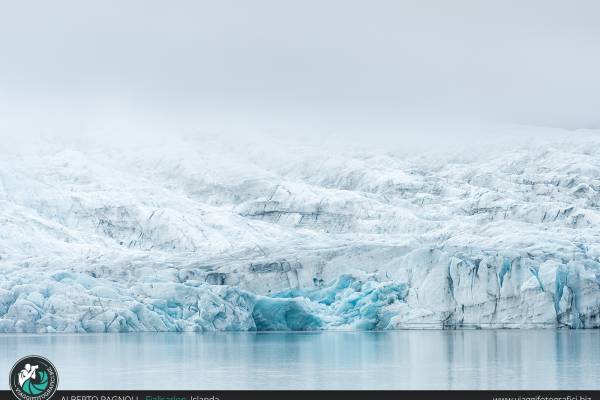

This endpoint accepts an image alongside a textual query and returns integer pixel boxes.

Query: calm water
[0,330,599,390]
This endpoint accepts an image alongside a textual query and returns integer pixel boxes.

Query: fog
[1,0,599,148]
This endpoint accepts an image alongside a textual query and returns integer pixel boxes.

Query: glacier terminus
[1,128,600,332]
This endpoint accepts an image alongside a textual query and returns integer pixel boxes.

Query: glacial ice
[1,129,600,332]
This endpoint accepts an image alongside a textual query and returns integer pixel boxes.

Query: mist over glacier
[1,127,600,332]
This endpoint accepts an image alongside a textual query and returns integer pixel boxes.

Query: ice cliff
[1,128,600,332]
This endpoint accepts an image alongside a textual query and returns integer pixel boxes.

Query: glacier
[1,128,600,332]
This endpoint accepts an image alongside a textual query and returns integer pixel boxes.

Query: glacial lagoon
[1,330,599,390]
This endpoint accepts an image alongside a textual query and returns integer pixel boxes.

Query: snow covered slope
[1,128,600,332]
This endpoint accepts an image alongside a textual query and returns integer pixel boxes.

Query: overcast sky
[0,0,599,143]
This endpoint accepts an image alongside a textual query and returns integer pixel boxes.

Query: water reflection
[0,330,598,389]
